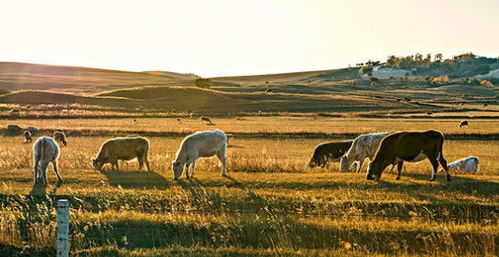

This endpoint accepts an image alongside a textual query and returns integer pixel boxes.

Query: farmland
[0,62,498,256]
[0,118,498,257]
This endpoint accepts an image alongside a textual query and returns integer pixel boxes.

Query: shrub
[431,75,449,85]
[194,78,212,89]
[480,80,494,87]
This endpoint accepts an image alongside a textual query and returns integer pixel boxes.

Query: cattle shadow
[29,182,63,196]
[29,183,47,196]
[99,170,171,189]
[184,172,498,205]
[228,175,264,203]
[175,175,265,206]
[380,172,499,201]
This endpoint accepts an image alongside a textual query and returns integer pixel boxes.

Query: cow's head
[171,160,183,180]
[92,158,104,171]
[366,161,382,181]
[308,157,320,168]
[339,155,351,172]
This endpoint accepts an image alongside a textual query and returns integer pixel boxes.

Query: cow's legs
[34,159,40,184]
[144,156,151,172]
[356,158,365,173]
[216,150,227,176]
[396,162,403,180]
[185,156,198,179]
[112,159,119,171]
[185,163,191,179]
[190,161,196,178]
[52,161,63,185]
[138,159,144,171]
[438,153,451,182]
[429,158,439,181]
[40,162,49,185]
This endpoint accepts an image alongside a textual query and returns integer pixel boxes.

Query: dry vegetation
[0,62,497,256]
[0,130,497,256]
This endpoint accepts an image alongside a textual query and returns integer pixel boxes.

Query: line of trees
[385,52,479,69]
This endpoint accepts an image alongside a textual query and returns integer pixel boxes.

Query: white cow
[33,136,62,185]
[339,131,395,173]
[171,129,227,180]
[448,156,479,174]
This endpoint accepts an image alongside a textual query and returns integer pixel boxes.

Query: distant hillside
[0,62,190,94]
[0,57,497,116]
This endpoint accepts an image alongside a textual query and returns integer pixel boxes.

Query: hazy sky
[0,0,497,77]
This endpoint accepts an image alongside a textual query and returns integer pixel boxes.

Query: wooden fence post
[56,199,69,257]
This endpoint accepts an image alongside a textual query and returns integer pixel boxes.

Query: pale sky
[0,0,498,77]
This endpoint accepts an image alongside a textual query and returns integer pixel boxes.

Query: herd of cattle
[15,126,480,186]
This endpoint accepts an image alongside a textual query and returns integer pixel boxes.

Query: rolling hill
[0,59,497,116]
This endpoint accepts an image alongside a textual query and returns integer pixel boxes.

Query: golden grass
[0,118,497,256]
[1,117,498,136]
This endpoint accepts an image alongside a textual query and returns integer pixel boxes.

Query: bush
[431,75,449,85]
[193,78,212,89]
[480,80,494,87]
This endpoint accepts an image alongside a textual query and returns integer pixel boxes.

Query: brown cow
[367,130,450,182]
[92,136,151,171]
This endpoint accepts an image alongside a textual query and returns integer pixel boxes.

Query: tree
[435,53,443,62]
[193,78,212,89]
[424,53,432,65]
[386,55,398,67]
[415,53,423,63]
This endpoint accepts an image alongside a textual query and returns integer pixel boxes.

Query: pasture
[0,117,497,256]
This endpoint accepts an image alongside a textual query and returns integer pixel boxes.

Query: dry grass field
[1,117,498,137]
[0,62,497,256]
[0,120,497,257]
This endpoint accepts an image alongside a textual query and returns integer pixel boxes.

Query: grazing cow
[447,156,479,174]
[200,116,213,124]
[265,88,273,94]
[366,130,450,182]
[24,131,32,143]
[459,120,469,127]
[339,132,395,173]
[53,131,68,146]
[27,126,39,136]
[6,124,23,136]
[308,141,353,168]
[483,104,488,107]
[33,136,62,185]
[171,129,227,180]
[92,136,151,171]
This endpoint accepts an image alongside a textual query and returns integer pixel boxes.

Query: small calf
[53,131,68,146]
[24,131,32,143]
[447,156,479,174]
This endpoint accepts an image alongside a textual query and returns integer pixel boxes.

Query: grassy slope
[1,62,497,115]
[0,62,185,94]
